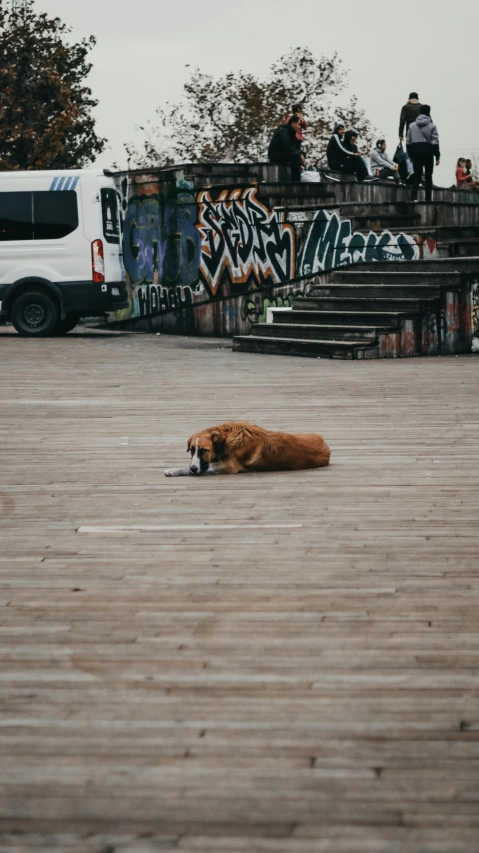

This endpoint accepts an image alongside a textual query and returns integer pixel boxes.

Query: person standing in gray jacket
[406,106,440,202]
[370,140,400,183]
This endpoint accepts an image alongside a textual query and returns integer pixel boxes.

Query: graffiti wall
[112,175,433,335]
[299,209,419,276]
[198,187,295,294]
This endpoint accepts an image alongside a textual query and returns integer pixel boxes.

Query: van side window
[0,190,78,241]
[101,188,121,244]
[33,191,78,239]
[0,192,33,241]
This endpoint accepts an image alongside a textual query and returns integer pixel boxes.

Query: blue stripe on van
[49,175,80,191]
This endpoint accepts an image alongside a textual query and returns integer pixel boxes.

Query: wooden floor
[1,328,479,853]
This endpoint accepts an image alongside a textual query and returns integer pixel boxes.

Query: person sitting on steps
[287,103,308,144]
[456,157,479,190]
[343,130,377,182]
[456,158,471,189]
[370,139,400,183]
[268,115,304,181]
[326,124,373,182]
[465,159,479,188]
[370,139,401,183]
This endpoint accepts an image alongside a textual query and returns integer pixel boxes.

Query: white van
[0,168,128,336]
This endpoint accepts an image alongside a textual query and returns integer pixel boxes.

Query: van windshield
[101,189,121,244]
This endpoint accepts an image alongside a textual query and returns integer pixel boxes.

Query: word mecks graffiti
[300,209,419,276]
[198,188,295,294]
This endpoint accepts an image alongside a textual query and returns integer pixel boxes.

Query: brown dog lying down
[165,421,330,477]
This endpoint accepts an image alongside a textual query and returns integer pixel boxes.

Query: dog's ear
[186,436,193,454]
[209,429,226,456]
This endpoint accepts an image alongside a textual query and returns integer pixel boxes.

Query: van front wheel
[11,290,60,337]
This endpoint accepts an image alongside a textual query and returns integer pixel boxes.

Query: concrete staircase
[233,259,478,359]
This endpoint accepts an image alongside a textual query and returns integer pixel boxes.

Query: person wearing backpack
[406,106,440,202]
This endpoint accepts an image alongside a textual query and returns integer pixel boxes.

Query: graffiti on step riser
[198,188,295,295]
[241,293,292,324]
[136,283,193,317]
[300,209,419,276]
[123,192,201,289]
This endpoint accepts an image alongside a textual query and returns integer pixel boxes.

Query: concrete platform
[1,328,478,852]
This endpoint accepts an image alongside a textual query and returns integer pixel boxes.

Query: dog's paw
[164,468,188,477]
[164,468,177,477]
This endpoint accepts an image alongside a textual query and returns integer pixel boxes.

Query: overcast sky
[35,0,478,185]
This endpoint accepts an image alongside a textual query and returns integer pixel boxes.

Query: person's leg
[379,167,400,183]
[354,157,368,182]
[289,152,302,181]
[411,154,424,200]
[362,156,372,176]
[269,153,301,181]
[424,152,434,202]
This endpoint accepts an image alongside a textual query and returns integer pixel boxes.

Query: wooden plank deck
[0,328,478,853]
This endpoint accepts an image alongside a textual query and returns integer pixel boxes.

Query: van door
[100,187,124,284]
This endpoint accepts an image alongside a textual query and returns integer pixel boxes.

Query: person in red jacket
[456,158,479,189]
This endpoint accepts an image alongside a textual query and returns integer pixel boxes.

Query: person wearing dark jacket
[268,115,303,181]
[406,105,440,202]
[343,130,369,181]
[399,93,422,140]
[326,124,368,181]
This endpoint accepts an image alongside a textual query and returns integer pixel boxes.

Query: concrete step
[353,213,421,227]
[233,335,373,359]
[252,323,380,341]
[398,226,479,239]
[331,270,461,286]
[357,258,479,273]
[293,297,433,312]
[433,227,479,239]
[309,284,441,299]
[197,174,264,186]
[268,309,412,326]
[258,184,336,200]
[437,239,479,256]
[259,193,337,207]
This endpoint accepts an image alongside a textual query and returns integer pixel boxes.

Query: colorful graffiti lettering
[300,209,419,276]
[198,187,295,295]
[241,292,293,324]
[135,283,194,317]
[123,192,201,289]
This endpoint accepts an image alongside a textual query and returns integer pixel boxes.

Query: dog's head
[187,428,226,475]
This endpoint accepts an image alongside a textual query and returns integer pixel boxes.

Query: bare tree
[124,47,377,168]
